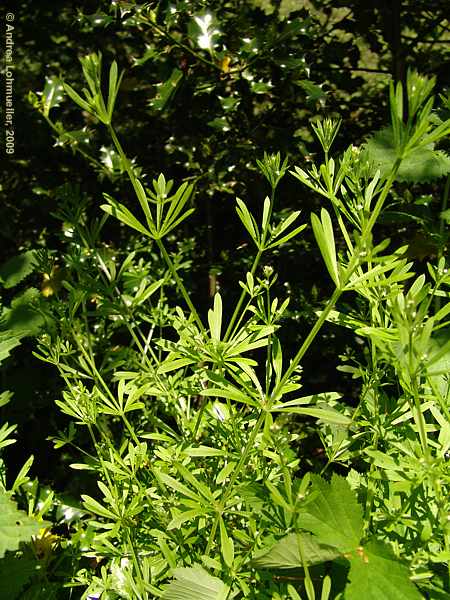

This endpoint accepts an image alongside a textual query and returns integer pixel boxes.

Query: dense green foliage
[1,2,450,598]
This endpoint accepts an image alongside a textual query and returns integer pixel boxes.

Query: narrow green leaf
[133,179,153,226]
[81,494,117,521]
[199,386,257,406]
[134,279,164,305]
[271,405,352,425]
[184,445,225,457]
[101,196,151,237]
[63,82,92,113]
[107,60,123,119]
[262,196,271,232]
[208,293,223,341]
[271,336,283,385]
[175,462,215,503]
[200,371,258,406]
[268,224,307,249]
[219,516,234,567]
[216,462,236,484]
[168,509,204,530]
[236,198,259,243]
[272,392,342,410]
[157,357,196,374]
[311,209,339,286]
[154,470,203,503]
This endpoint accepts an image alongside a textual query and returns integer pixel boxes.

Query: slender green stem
[224,248,263,342]
[156,238,205,334]
[271,285,343,401]
[272,161,401,401]
[224,186,277,342]
[127,529,148,599]
[205,410,266,556]
[410,378,431,462]
[108,125,205,334]
[207,160,401,558]
[296,532,314,599]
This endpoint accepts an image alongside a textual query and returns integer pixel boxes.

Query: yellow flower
[220,56,231,73]
[41,265,64,297]
[32,527,59,560]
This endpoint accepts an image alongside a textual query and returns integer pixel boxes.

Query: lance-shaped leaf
[261,196,271,233]
[133,179,153,229]
[271,404,352,425]
[153,469,204,504]
[219,516,234,567]
[267,209,307,249]
[236,198,260,245]
[199,371,259,406]
[168,508,206,530]
[162,566,229,600]
[160,182,195,237]
[107,60,124,121]
[271,393,351,425]
[208,293,223,341]
[63,82,93,114]
[174,462,215,503]
[101,194,152,237]
[311,208,340,286]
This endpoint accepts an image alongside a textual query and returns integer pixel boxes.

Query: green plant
[2,37,450,599]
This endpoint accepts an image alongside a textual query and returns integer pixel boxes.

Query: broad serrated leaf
[365,127,450,182]
[0,490,50,558]
[0,251,37,289]
[162,565,229,600]
[1,288,44,337]
[346,540,422,600]
[0,333,22,364]
[299,474,363,552]
[251,532,339,569]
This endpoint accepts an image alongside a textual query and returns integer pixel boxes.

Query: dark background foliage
[1,0,449,483]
